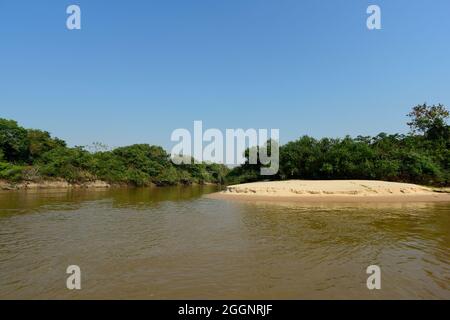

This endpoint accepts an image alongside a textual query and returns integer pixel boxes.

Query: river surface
[0,186,449,299]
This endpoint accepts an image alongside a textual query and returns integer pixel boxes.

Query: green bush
[37,147,94,182]
[154,166,183,186]
[0,162,24,181]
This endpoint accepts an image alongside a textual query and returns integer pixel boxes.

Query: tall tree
[407,103,449,140]
[0,118,29,162]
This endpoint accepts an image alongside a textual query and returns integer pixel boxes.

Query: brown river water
[0,186,449,299]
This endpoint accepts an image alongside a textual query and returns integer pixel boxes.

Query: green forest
[1,104,449,187]
[0,122,229,186]
[228,103,449,187]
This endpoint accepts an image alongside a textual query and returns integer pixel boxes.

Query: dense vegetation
[0,119,228,186]
[1,104,448,187]
[228,104,450,187]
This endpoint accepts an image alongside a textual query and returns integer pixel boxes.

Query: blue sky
[0,0,449,150]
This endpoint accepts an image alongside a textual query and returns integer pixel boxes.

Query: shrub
[0,162,24,181]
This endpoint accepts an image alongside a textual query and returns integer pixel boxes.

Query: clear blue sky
[1,0,449,150]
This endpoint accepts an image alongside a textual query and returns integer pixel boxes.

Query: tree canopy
[1,103,449,186]
[228,103,449,187]
[0,120,228,185]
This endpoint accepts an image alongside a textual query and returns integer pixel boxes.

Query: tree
[37,146,94,182]
[0,118,29,163]
[27,129,66,161]
[407,103,449,140]
[112,144,168,177]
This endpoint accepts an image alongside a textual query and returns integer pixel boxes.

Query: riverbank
[0,179,220,191]
[208,180,450,203]
[0,179,113,191]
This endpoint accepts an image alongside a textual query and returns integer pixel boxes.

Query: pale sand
[207,180,450,203]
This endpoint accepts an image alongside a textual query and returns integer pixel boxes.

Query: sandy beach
[208,180,450,203]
